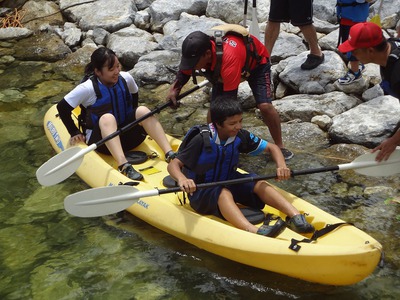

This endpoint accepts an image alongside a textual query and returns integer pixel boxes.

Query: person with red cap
[167,29,294,160]
[338,22,400,162]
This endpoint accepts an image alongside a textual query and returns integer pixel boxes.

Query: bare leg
[264,21,281,55]
[218,188,259,233]
[349,60,359,73]
[258,102,283,148]
[298,24,322,56]
[99,113,127,166]
[136,106,172,154]
[254,181,299,217]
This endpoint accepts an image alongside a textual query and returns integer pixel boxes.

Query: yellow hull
[44,104,383,286]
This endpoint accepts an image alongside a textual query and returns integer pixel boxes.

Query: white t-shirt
[64,71,139,108]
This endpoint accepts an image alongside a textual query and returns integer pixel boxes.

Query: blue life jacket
[84,75,134,129]
[181,124,243,183]
[336,0,370,23]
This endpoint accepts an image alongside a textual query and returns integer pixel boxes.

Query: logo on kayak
[46,121,64,151]
[137,199,149,209]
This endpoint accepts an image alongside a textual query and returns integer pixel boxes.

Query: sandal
[257,214,286,237]
[301,53,325,70]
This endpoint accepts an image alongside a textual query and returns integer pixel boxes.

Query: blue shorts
[268,0,314,27]
[189,172,265,219]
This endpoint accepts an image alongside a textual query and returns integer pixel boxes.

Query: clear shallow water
[0,60,399,299]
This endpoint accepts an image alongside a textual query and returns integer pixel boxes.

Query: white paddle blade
[64,186,160,217]
[342,149,400,177]
[36,147,85,186]
[249,7,260,39]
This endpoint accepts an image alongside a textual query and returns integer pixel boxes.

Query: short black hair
[210,95,243,126]
[373,38,388,52]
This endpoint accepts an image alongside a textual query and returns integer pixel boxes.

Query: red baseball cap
[338,22,384,53]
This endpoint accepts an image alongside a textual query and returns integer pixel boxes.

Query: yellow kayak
[43,104,383,286]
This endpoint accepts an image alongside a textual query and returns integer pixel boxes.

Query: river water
[0,56,399,299]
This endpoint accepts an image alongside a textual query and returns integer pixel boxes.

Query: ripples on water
[0,61,399,299]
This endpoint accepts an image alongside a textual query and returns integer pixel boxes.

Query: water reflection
[0,57,399,299]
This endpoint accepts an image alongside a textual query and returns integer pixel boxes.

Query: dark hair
[84,47,118,76]
[373,38,388,52]
[210,95,243,126]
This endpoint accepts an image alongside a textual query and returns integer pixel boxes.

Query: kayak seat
[163,175,178,187]
[125,150,148,164]
[240,207,266,225]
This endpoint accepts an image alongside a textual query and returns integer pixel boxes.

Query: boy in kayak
[167,95,315,236]
[57,47,176,181]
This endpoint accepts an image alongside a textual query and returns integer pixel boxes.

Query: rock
[362,84,384,101]
[273,91,361,122]
[269,31,307,63]
[0,27,33,40]
[59,0,137,32]
[131,50,181,86]
[22,0,64,31]
[329,96,400,147]
[149,0,207,32]
[107,25,158,69]
[278,51,347,95]
[311,115,332,131]
[13,32,71,61]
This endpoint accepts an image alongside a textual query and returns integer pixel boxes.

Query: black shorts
[268,0,314,26]
[211,63,273,105]
[87,115,147,155]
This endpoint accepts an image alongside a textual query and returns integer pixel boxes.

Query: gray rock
[148,0,207,32]
[22,0,64,31]
[59,0,136,32]
[362,84,384,101]
[273,91,361,122]
[0,27,33,41]
[107,25,158,69]
[329,96,400,147]
[131,50,181,86]
[279,51,346,95]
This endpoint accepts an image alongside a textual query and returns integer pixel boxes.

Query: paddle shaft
[145,154,400,197]
[155,166,340,196]
[243,0,248,26]
[92,80,209,149]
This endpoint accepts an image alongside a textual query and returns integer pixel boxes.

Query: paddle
[249,0,260,39]
[64,149,400,217]
[243,0,248,28]
[36,80,210,186]
[370,0,384,27]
